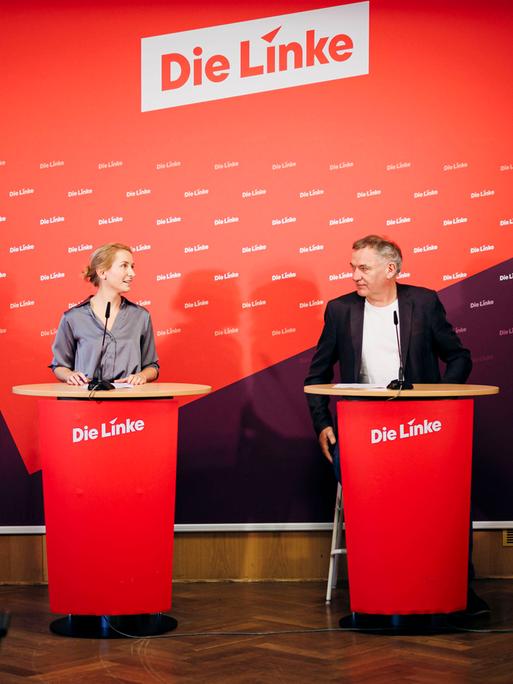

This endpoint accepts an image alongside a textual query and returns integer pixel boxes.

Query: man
[305,234,488,616]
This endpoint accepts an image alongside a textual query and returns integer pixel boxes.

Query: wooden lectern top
[12,382,211,399]
[303,383,499,398]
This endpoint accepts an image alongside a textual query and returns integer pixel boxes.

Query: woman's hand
[118,373,147,386]
[65,371,89,386]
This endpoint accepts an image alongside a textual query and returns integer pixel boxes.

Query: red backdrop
[1,0,512,524]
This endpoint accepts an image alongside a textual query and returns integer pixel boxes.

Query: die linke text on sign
[161,28,354,89]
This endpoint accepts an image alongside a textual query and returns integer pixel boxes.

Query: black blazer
[304,284,472,435]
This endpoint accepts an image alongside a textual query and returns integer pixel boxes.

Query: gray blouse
[50,297,159,380]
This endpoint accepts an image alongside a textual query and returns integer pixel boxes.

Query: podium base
[50,613,178,638]
[339,612,460,635]
[0,611,10,637]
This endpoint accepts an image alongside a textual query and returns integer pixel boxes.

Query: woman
[50,242,159,386]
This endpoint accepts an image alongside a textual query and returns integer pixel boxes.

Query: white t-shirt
[359,299,401,385]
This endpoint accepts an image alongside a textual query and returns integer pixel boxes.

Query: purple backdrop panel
[0,412,44,525]
[440,258,513,521]
[176,350,337,524]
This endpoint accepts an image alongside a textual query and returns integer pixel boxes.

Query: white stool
[325,482,346,603]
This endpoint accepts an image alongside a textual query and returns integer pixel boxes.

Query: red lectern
[12,382,211,638]
[304,383,499,632]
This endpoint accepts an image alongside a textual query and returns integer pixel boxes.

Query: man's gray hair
[352,235,402,274]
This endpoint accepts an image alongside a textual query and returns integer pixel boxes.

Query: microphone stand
[387,310,413,390]
[88,301,115,391]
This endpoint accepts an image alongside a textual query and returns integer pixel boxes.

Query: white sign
[141,2,369,110]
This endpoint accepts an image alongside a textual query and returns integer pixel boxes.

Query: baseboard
[1,530,512,584]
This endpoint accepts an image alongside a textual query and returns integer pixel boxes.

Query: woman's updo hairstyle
[83,243,132,287]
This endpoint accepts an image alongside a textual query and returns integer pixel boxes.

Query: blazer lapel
[398,287,413,373]
[350,296,365,381]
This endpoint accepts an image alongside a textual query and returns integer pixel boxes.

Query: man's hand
[319,426,336,463]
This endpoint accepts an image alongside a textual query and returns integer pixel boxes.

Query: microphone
[387,310,413,390]
[88,302,115,391]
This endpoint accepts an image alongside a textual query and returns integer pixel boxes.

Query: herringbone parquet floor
[1,581,513,683]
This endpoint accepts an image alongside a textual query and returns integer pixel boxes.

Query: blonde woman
[50,243,159,386]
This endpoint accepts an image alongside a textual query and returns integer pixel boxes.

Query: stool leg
[326,483,344,603]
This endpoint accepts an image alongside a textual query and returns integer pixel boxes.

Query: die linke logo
[371,417,442,444]
[141,2,369,110]
[72,417,145,443]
